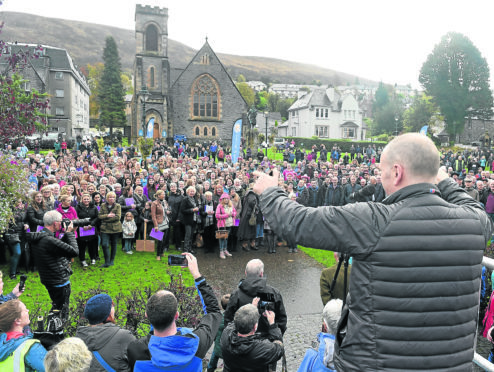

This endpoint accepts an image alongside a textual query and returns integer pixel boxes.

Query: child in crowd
[141,201,153,238]
[207,294,230,372]
[122,212,137,255]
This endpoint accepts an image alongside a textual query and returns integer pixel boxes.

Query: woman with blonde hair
[215,193,237,259]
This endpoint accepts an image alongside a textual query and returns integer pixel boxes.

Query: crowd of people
[1,134,494,370]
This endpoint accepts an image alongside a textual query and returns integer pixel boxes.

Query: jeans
[46,283,71,321]
[256,223,264,238]
[156,229,169,256]
[9,242,21,276]
[219,227,231,252]
[101,233,119,265]
[184,223,196,252]
[123,238,133,252]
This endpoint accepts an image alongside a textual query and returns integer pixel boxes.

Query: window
[343,128,356,138]
[55,72,64,80]
[191,74,220,119]
[325,109,328,118]
[55,107,64,116]
[195,127,200,136]
[315,126,328,138]
[291,111,296,117]
[292,127,297,136]
[55,89,64,98]
[204,127,208,136]
[316,108,320,118]
[150,67,155,87]
[22,81,31,92]
[212,127,216,136]
[145,25,158,51]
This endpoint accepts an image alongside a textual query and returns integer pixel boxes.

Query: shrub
[31,271,204,338]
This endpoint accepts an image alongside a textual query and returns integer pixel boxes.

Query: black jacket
[26,203,50,231]
[27,229,78,287]
[260,179,492,371]
[221,322,284,372]
[167,191,183,223]
[179,196,197,226]
[75,203,99,239]
[126,276,221,370]
[224,277,287,336]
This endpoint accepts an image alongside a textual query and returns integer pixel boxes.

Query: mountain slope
[0,11,375,86]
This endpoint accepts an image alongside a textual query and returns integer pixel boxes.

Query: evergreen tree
[419,32,493,138]
[98,36,126,135]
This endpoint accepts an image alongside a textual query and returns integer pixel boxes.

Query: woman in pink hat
[215,193,236,259]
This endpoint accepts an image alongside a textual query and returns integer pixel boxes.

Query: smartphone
[168,254,187,266]
[19,275,27,291]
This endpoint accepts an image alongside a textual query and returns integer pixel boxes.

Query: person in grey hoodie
[76,293,135,372]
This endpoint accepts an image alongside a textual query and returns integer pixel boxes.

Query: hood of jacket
[147,328,199,368]
[318,332,336,369]
[76,323,121,350]
[238,277,267,297]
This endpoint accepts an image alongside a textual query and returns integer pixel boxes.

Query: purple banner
[150,228,164,241]
[125,198,134,206]
[79,226,95,237]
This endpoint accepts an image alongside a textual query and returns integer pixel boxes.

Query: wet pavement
[195,243,327,371]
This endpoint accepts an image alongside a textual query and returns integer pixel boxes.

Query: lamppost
[139,86,150,137]
[264,111,269,157]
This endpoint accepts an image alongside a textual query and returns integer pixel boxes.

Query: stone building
[0,43,90,137]
[131,5,247,144]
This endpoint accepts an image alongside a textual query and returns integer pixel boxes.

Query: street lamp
[139,86,150,137]
[264,111,269,157]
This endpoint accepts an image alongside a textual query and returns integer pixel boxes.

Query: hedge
[283,137,388,152]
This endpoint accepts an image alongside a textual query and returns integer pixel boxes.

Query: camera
[257,292,275,312]
[62,218,90,230]
[168,254,188,266]
[19,274,27,291]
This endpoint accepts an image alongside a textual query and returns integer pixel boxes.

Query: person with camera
[221,301,284,372]
[27,210,78,321]
[128,253,221,371]
[223,259,287,339]
[254,133,493,372]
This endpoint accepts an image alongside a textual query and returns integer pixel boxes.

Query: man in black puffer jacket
[254,133,493,372]
[27,210,78,320]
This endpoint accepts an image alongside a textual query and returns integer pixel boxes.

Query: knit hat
[220,193,230,200]
[84,294,112,325]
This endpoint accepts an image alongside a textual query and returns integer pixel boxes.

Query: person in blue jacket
[129,253,221,371]
[0,300,47,371]
[297,299,343,372]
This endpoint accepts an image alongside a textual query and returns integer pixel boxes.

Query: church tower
[133,5,170,141]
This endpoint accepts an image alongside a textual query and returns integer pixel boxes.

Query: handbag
[216,229,229,239]
[248,204,258,226]
[157,216,169,231]
[195,233,204,248]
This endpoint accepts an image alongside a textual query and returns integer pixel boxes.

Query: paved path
[196,244,327,371]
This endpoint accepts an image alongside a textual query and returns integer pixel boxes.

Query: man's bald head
[245,259,264,278]
[383,134,439,180]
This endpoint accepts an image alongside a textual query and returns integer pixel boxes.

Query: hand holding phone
[19,275,27,292]
[168,254,187,266]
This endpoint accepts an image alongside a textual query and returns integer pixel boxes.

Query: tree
[419,32,493,138]
[236,74,246,83]
[402,94,441,133]
[373,82,390,113]
[236,82,255,107]
[98,36,126,135]
[84,62,104,119]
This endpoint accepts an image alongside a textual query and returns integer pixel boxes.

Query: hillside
[0,11,376,86]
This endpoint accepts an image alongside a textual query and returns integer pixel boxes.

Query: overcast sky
[2,0,494,89]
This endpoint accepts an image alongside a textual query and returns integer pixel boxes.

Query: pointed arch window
[211,127,216,137]
[204,127,208,136]
[191,74,220,120]
[145,25,158,52]
[195,126,200,136]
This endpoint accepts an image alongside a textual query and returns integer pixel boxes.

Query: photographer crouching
[27,210,78,321]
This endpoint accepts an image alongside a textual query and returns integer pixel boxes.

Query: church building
[131,5,248,144]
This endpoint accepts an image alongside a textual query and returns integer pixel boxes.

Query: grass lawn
[0,241,194,328]
[298,246,336,268]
